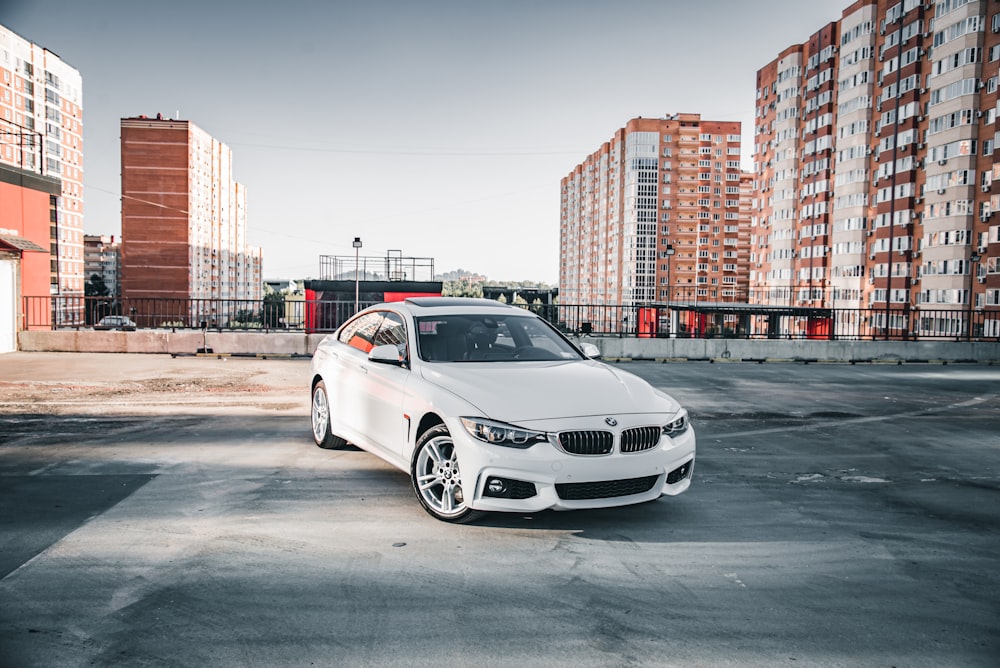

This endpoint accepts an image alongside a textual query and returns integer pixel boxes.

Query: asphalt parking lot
[1,352,998,667]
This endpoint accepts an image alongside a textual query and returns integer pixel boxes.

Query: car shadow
[467,498,702,542]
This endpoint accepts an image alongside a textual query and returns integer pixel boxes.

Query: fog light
[667,462,691,484]
[483,477,537,499]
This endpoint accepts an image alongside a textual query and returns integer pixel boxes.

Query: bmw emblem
[605,417,618,427]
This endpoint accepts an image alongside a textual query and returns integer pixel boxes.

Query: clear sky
[3,0,849,284]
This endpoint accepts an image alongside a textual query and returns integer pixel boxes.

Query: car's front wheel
[411,425,481,523]
[311,380,347,449]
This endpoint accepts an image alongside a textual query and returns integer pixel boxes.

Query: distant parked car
[94,315,137,331]
[309,297,696,523]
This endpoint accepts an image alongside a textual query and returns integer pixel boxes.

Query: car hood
[419,360,680,422]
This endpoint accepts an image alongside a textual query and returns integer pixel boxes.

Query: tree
[85,274,109,297]
[440,272,558,304]
[442,278,484,298]
[85,274,113,325]
[233,310,256,326]
[261,292,285,328]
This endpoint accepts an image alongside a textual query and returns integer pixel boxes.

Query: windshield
[415,313,584,362]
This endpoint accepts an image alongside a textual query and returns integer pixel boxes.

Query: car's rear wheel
[411,425,481,523]
[311,380,347,449]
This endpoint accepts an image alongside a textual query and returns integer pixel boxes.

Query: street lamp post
[353,237,363,314]
[665,243,675,338]
[665,243,675,303]
[967,252,981,341]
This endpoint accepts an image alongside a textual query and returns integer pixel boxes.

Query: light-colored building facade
[120,115,262,326]
[83,234,120,297]
[561,115,747,323]
[753,44,807,307]
[752,0,1000,338]
[0,24,84,318]
[831,2,876,328]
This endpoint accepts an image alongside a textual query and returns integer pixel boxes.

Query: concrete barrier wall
[586,336,999,363]
[18,330,328,357]
[16,329,1000,362]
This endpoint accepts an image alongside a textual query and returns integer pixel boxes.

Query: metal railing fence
[20,295,1000,342]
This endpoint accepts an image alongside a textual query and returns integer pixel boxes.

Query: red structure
[0,164,60,339]
[303,280,442,332]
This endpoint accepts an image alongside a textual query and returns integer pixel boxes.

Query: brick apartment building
[752,0,1000,338]
[120,115,262,326]
[560,114,748,324]
[0,24,84,325]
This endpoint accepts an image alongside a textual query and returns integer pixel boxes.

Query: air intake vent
[621,426,661,453]
[556,475,659,500]
[557,430,613,455]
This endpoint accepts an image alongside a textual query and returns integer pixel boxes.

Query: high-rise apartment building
[560,115,747,319]
[752,0,999,338]
[120,115,262,325]
[0,24,84,309]
[83,234,120,297]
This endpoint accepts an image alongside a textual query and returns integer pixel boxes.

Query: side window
[373,312,408,359]
[373,312,406,346]
[337,312,383,353]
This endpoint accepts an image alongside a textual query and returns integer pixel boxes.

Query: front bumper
[445,416,696,513]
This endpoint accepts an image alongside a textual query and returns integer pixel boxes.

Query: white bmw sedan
[309,297,695,523]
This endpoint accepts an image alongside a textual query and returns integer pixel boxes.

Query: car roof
[405,297,512,309]
[363,297,530,318]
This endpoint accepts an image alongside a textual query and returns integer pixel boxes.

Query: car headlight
[460,417,548,449]
[662,410,690,438]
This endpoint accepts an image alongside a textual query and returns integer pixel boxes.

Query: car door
[330,311,384,443]
[358,311,412,460]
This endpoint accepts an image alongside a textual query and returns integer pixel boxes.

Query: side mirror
[580,342,601,359]
[369,344,406,366]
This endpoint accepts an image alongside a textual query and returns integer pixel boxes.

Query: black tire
[410,424,482,523]
[311,380,347,449]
